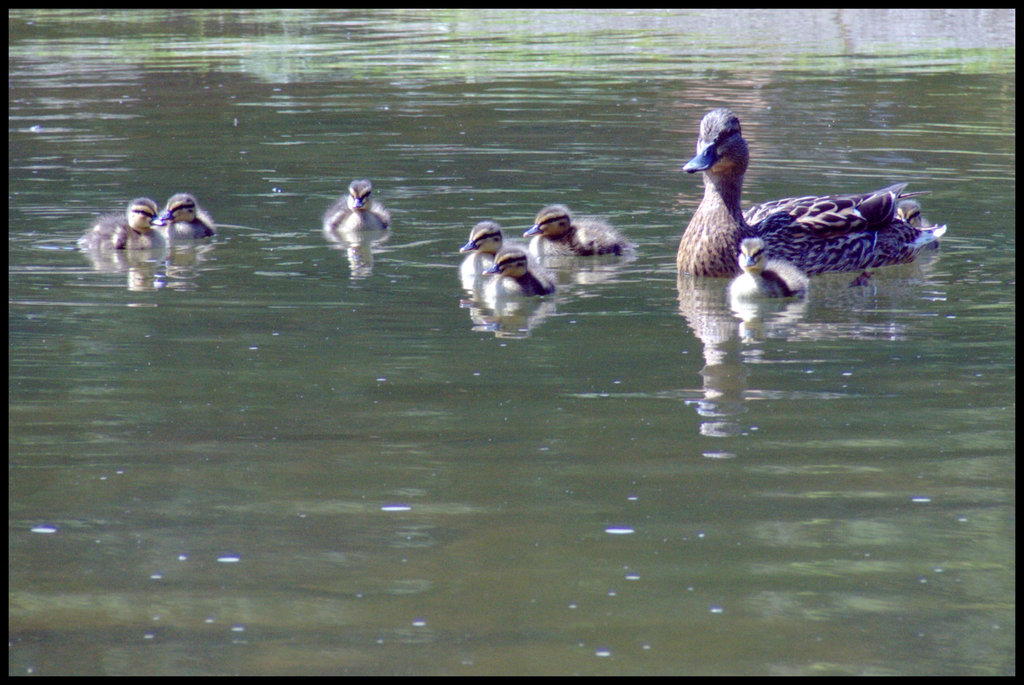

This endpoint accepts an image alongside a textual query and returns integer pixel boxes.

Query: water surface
[9,9,1015,676]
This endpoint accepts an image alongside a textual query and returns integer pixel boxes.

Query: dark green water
[9,9,1015,675]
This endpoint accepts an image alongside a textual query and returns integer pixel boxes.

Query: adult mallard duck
[729,237,808,300]
[483,246,557,298]
[524,204,635,258]
[323,179,390,239]
[460,220,507,290]
[153,193,215,240]
[677,108,946,277]
[78,197,165,251]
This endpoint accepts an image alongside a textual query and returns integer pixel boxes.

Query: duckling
[483,246,557,298]
[895,199,931,228]
[729,237,808,300]
[153,193,215,240]
[459,220,506,290]
[323,179,391,239]
[77,197,166,251]
[524,204,635,258]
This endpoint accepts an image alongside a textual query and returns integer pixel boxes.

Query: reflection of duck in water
[78,198,165,251]
[460,220,506,291]
[483,246,557,298]
[524,204,635,258]
[323,179,390,239]
[729,237,808,300]
[153,193,216,241]
[677,107,947,277]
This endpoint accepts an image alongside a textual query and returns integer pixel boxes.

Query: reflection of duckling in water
[524,204,635,258]
[323,179,390,240]
[153,193,215,241]
[460,220,506,290]
[483,246,557,298]
[78,197,166,251]
[729,238,808,300]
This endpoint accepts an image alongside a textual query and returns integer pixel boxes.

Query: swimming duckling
[459,220,506,290]
[895,199,930,228]
[323,179,391,240]
[153,193,215,240]
[77,197,165,251]
[483,246,557,298]
[729,237,808,300]
[524,204,635,258]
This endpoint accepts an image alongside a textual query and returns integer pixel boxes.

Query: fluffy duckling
[483,246,557,298]
[895,199,930,228]
[323,179,390,239]
[729,237,808,300]
[459,220,506,289]
[78,197,166,251]
[524,204,635,258]
[153,193,215,240]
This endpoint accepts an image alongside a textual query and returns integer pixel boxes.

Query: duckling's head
[346,179,374,212]
[154,193,199,225]
[127,198,160,231]
[484,246,530,279]
[895,199,924,227]
[460,220,504,254]
[524,204,572,239]
[683,108,749,178]
[737,237,768,275]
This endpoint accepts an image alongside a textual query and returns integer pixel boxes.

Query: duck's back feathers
[754,208,945,275]
[744,183,929,238]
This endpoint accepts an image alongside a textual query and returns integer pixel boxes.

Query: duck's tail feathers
[911,224,947,249]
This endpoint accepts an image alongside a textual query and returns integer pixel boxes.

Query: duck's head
[895,199,925,227]
[524,204,572,238]
[346,179,374,212]
[738,237,767,275]
[484,246,530,278]
[127,197,160,231]
[683,108,749,178]
[460,220,504,254]
[154,193,199,226]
